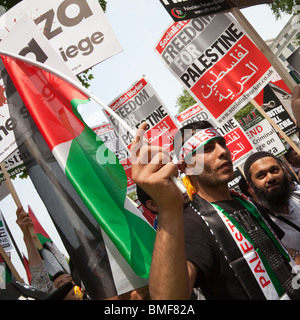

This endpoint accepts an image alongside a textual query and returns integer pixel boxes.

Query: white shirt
[271,192,300,251]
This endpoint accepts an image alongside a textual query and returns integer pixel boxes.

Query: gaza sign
[0,0,122,74]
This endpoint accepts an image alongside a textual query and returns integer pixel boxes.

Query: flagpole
[0,162,43,250]
[0,50,186,194]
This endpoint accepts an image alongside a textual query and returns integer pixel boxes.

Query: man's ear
[145,199,159,214]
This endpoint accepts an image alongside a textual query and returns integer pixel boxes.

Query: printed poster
[176,103,254,167]
[0,0,122,74]
[234,102,286,156]
[159,0,272,21]
[253,76,297,137]
[106,77,179,153]
[156,13,275,125]
[0,211,12,252]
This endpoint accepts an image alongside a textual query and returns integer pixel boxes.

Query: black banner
[159,0,272,21]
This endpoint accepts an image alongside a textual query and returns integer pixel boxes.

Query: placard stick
[0,162,43,250]
[230,7,297,92]
[0,244,23,283]
[251,99,300,158]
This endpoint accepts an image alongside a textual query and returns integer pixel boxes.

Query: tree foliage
[268,1,300,54]
[175,88,197,114]
[0,0,21,11]
[268,0,300,19]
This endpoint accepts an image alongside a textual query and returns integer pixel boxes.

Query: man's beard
[252,175,292,212]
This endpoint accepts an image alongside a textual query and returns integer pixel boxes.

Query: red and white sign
[156,14,275,125]
[223,126,253,165]
[176,103,210,126]
[176,105,254,167]
[106,77,179,153]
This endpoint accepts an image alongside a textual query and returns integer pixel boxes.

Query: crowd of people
[130,84,300,300]
[4,85,300,300]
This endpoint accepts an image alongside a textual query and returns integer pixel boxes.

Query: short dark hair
[173,120,215,159]
[136,185,158,214]
[284,147,294,162]
[136,185,152,207]
[244,151,281,182]
[52,271,68,282]
[238,175,251,197]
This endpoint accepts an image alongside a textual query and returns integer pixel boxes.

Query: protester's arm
[16,208,55,293]
[131,123,197,300]
[16,208,42,267]
[292,85,300,127]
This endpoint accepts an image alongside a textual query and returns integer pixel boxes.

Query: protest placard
[176,103,210,126]
[0,210,12,252]
[0,15,78,164]
[235,102,287,156]
[287,47,300,82]
[0,149,27,183]
[253,77,297,138]
[218,118,254,167]
[176,103,254,167]
[156,13,275,126]
[159,0,272,21]
[0,0,122,74]
[106,77,179,152]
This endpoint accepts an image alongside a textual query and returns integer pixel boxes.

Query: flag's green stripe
[5,269,11,283]
[64,99,155,278]
[37,233,52,247]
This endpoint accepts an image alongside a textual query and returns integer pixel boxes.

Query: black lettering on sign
[34,0,93,40]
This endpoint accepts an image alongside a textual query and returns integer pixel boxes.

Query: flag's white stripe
[124,196,153,226]
[101,228,148,295]
[52,140,72,173]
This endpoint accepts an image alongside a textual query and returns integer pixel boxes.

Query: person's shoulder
[183,200,210,232]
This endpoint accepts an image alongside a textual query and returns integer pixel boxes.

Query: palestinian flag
[28,205,51,246]
[22,254,31,285]
[0,252,12,285]
[28,205,70,278]
[1,55,155,279]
